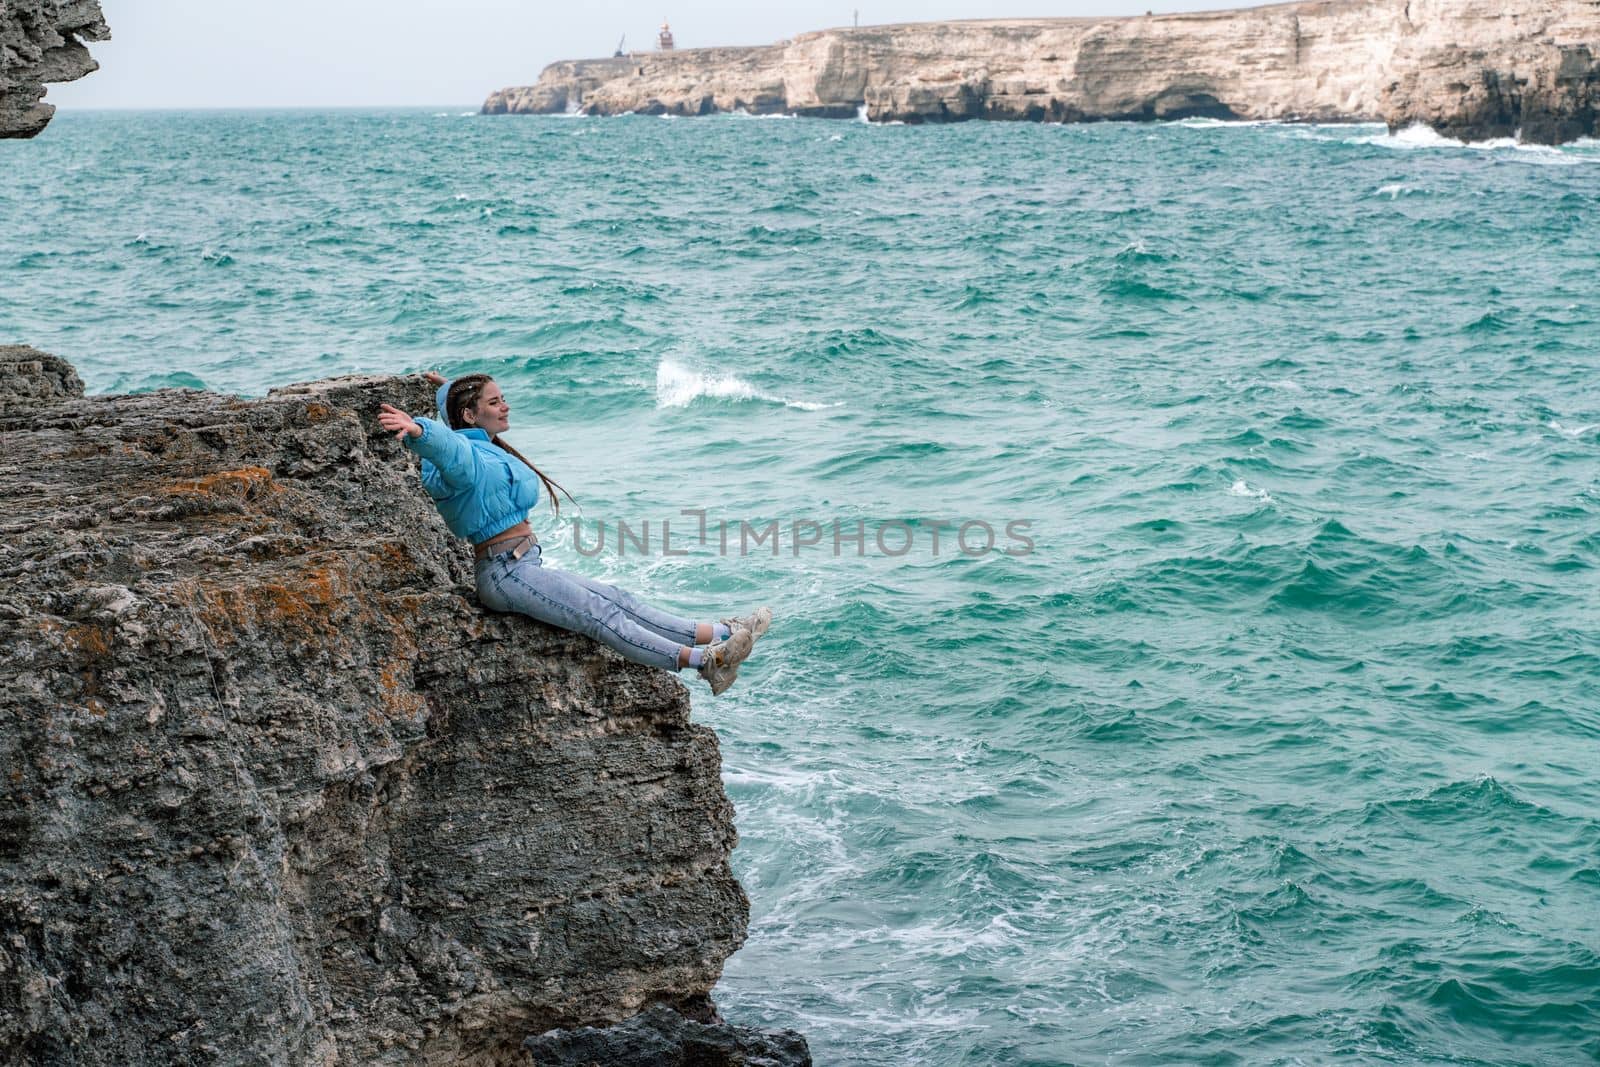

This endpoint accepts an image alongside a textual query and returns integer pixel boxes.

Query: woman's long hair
[445,374,575,515]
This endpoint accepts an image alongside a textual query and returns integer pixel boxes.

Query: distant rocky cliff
[0,0,109,138]
[484,0,1600,144]
[0,348,805,1065]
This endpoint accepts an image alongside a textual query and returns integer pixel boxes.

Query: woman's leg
[554,568,704,647]
[477,555,685,671]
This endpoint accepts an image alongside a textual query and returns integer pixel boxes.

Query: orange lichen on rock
[374,657,426,723]
[163,467,279,503]
[64,624,113,661]
[188,557,376,648]
[368,540,431,583]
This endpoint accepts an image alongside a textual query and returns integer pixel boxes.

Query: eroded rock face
[1382,0,1600,144]
[0,1,110,138]
[523,1005,812,1066]
[0,348,751,1065]
[484,0,1600,144]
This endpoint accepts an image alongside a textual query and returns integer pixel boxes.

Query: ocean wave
[1100,277,1183,301]
[1172,116,1276,129]
[653,358,837,411]
[1228,479,1271,502]
[1111,238,1173,264]
[1349,124,1600,164]
[1374,182,1421,198]
[1547,419,1598,439]
[1463,310,1512,333]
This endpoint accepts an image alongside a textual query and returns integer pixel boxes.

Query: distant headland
[483,0,1600,145]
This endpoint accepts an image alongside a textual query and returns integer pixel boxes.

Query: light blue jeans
[474,537,694,671]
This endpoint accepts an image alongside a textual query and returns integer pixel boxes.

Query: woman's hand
[423,371,446,386]
[378,403,422,441]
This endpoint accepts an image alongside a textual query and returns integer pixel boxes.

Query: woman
[377,372,769,695]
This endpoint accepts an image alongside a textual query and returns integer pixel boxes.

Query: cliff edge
[0,1,109,138]
[484,0,1600,144]
[0,348,801,1065]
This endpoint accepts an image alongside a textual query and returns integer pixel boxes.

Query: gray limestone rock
[0,1,109,138]
[0,352,762,1064]
[523,1004,812,1066]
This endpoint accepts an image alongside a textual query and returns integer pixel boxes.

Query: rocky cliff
[483,0,1600,144]
[0,348,802,1065]
[0,0,109,138]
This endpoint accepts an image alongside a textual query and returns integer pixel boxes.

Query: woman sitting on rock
[378,372,768,694]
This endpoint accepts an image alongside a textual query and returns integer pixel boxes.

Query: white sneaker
[722,605,772,642]
[698,628,754,696]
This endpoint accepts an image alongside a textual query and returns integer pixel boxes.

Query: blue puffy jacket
[403,378,540,544]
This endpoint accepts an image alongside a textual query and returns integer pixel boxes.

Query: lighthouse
[658,18,675,51]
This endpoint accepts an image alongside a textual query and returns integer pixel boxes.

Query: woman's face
[466,380,511,435]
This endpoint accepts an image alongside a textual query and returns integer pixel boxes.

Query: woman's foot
[698,628,754,696]
[722,606,772,642]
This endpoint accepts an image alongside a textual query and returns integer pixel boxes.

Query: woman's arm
[377,402,422,441]
[377,402,477,487]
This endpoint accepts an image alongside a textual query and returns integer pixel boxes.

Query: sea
[4,109,1598,1065]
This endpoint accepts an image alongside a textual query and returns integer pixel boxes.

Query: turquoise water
[6,110,1600,1064]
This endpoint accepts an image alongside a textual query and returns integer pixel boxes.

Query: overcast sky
[47,0,1227,109]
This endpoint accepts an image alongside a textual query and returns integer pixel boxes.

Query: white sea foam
[654,358,838,411]
[1349,124,1597,165]
[1229,479,1271,502]
[1374,183,1417,199]
[457,111,474,117]
[856,104,904,127]
[1174,117,1272,129]
[452,193,469,201]
[783,999,985,1036]
[1286,122,1383,142]
[848,913,1026,957]
[1547,419,1598,439]
[722,764,839,792]
[1354,124,1520,151]
[1246,377,1306,393]
[655,359,757,406]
